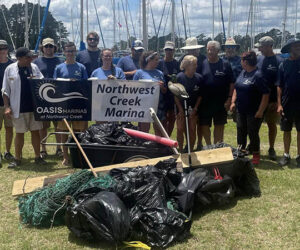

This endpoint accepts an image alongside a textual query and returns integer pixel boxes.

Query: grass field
[0,120,299,249]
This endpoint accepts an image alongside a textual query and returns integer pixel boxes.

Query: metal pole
[86,0,89,36]
[180,0,187,39]
[295,0,298,38]
[38,0,40,35]
[71,9,74,41]
[250,0,254,48]
[113,0,116,47]
[25,0,29,48]
[228,0,233,38]
[212,0,215,39]
[282,0,288,47]
[80,0,84,44]
[142,0,148,50]
[171,0,175,43]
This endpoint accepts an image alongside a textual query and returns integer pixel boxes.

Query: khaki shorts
[57,120,88,131]
[264,103,280,124]
[0,106,13,129]
[42,121,58,129]
[12,112,43,133]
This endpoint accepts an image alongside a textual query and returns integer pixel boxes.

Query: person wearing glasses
[117,40,144,80]
[33,38,63,159]
[133,51,167,134]
[0,40,14,166]
[54,42,88,166]
[2,47,46,168]
[76,31,102,77]
[157,41,180,137]
[91,48,125,80]
[230,51,269,165]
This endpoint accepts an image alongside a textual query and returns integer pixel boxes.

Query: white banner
[92,80,160,122]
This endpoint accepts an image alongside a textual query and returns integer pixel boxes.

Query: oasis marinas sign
[30,79,160,122]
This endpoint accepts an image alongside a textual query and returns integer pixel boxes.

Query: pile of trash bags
[64,144,261,248]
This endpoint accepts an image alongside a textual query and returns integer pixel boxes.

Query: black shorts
[280,110,300,132]
[198,108,227,127]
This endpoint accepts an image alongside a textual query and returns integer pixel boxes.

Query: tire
[123,155,150,163]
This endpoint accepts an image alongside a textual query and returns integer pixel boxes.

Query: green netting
[18,170,115,228]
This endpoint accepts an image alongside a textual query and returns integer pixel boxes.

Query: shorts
[198,108,227,127]
[0,106,13,129]
[264,103,280,124]
[12,112,42,133]
[280,110,300,132]
[42,121,58,129]
[57,120,88,131]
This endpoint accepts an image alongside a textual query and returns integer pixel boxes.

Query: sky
[1,0,299,48]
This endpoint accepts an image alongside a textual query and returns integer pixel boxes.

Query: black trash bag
[175,168,235,213]
[65,191,131,243]
[109,159,191,248]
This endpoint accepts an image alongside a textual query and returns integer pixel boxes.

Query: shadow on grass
[10,158,62,173]
[254,156,284,171]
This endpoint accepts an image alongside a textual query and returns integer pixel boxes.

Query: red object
[213,167,223,180]
[252,153,260,165]
[118,22,122,28]
[123,128,178,148]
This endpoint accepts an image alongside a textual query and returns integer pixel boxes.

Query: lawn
[0,120,299,249]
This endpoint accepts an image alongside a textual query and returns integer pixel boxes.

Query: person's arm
[3,95,12,117]
[191,96,202,116]
[124,70,137,77]
[255,94,269,118]
[277,86,284,115]
[230,89,237,112]
[82,66,88,80]
[2,67,12,117]
[225,82,234,111]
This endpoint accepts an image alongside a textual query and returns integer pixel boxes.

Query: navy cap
[15,47,34,58]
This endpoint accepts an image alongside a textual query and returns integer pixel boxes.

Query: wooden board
[12,147,233,197]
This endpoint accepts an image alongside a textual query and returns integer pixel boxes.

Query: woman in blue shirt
[91,48,125,80]
[230,51,269,165]
[133,51,167,134]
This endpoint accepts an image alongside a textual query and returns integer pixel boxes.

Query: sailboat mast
[171,0,175,43]
[80,0,83,44]
[250,0,254,48]
[113,0,116,47]
[38,0,40,34]
[295,0,298,38]
[71,9,74,41]
[212,0,215,39]
[180,0,187,39]
[142,0,148,50]
[25,0,29,48]
[228,0,233,38]
[281,0,288,47]
[86,0,89,35]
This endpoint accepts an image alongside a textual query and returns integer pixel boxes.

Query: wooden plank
[12,147,233,197]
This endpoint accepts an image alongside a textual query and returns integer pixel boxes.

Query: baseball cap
[254,36,274,48]
[281,38,300,53]
[42,38,55,46]
[132,40,144,50]
[15,47,34,58]
[164,41,175,50]
[0,40,8,48]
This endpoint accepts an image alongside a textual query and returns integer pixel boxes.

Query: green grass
[0,120,299,249]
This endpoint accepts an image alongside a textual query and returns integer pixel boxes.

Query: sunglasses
[44,44,54,48]
[165,48,174,51]
[0,47,8,50]
[88,38,98,41]
[65,50,76,53]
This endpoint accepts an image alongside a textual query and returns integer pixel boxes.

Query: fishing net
[18,170,115,228]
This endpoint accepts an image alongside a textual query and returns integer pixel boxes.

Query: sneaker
[252,153,260,165]
[40,151,48,159]
[278,154,291,167]
[3,152,15,161]
[8,159,21,169]
[35,156,47,165]
[268,148,277,161]
[296,156,300,168]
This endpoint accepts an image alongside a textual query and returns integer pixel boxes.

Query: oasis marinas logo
[37,81,88,103]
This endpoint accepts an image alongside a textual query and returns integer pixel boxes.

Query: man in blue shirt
[54,42,88,166]
[117,40,144,80]
[76,31,102,77]
[255,36,283,161]
[33,37,62,158]
[0,40,14,165]
[277,38,300,168]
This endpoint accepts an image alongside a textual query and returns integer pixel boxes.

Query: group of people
[0,30,300,168]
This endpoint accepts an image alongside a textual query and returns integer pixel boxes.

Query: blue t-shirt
[276,58,300,110]
[19,66,34,113]
[176,72,204,108]
[0,59,13,106]
[33,56,62,78]
[235,69,269,115]
[157,59,180,110]
[257,55,283,103]
[91,66,126,80]
[53,62,88,80]
[201,58,234,108]
[133,69,166,119]
[223,55,242,82]
[76,49,102,77]
[117,55,140,80]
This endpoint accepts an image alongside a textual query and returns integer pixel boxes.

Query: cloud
[2,0,299,48]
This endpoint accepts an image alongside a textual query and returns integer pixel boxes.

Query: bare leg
[31,130,41,158]
[188,115,197,150]
[39,128,47,152]
[267,121,277,149]
[166,110,176,136]
[61,132,69,165]
[201,125,211,145]
[176,116,185,152]
[5,126,13,153]
[283,131,291,154]
[197,121,203,146]
[15,133,24,160]
[214,125,224,144]
[297,131,300,156]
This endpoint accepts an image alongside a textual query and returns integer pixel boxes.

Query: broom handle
[63,119,97,177]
